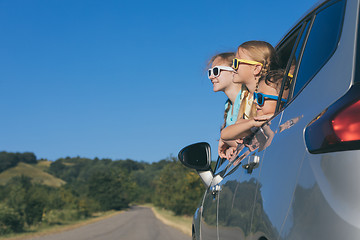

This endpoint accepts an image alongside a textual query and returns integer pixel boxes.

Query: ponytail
[221,99,231,131]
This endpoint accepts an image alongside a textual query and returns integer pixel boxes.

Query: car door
[210,136,259,240]
[199,156,229,240]
[216,140,275,240]
[200,187,218,240]
[214,1,348,239]
[249,0,347,239]
[215,13,309,240]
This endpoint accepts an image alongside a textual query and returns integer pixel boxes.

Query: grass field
[0,162,65,187]
[149,205,192,236]
[33,160,52,171]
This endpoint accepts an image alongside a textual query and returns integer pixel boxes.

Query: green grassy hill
[0,162,65,187]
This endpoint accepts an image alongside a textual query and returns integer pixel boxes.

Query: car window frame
[275,18,313,112]
[276,0,347,111]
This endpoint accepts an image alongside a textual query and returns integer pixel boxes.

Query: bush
[0,204,24,234]
[88,168,135,211]
[42,209,80,225]
[153,157,204,215]
[25,198,45,225]
[77,197,100,217]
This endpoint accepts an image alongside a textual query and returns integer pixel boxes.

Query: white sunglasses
[208,66,235,79]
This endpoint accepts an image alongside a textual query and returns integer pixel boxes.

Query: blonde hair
[239,85,253,119]
[237,41,279,118]
[207,52,235,69]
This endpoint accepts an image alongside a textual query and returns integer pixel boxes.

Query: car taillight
[332,100,360,142]
[305,84,360,154]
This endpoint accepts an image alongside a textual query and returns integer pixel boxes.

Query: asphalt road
[28,206,190,240]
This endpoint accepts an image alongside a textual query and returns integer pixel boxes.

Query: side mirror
[178,142,212,171]
[178,142,214,188]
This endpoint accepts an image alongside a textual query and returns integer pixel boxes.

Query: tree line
[0,152,204,234]
[0,151,37,173]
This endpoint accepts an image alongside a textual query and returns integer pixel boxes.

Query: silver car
[178,0,360,239]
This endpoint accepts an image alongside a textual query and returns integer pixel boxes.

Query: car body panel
[188,0,360,239]
[201,188,218,240]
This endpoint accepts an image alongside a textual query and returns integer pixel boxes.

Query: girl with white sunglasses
[208,52,244,129]
[208,52,245,160]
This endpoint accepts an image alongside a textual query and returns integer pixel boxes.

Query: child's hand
[225,147,237,160]
[253,114,273,127]
[254,114,273,121]
[218,139,229,159]
[218,139,239,159]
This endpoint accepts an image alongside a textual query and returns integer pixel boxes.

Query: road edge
[149,206,192,236]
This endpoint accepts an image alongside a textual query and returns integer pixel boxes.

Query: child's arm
[221,119,255,140]
[221,114,274,141]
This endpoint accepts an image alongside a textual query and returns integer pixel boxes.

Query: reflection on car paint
[230,114,303,168]
[279,115,304,133]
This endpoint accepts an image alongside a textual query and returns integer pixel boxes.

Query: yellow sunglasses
[232,58,263,70]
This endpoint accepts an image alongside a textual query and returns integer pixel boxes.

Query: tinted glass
[294,21,311,64]
[285,20,311,99]
[276,27,301,69]
[275,22,308,109]
[293,0,345,97]
[213,67,219,76]
[254,92,264,106]
[232,59,237,69]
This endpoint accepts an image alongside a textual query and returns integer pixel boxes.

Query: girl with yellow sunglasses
[218,41,280,159]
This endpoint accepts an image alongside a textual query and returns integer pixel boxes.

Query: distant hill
[34,160,53,171]
[0,162,66,187]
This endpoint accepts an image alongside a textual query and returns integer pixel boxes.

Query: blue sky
[0,0,318,163]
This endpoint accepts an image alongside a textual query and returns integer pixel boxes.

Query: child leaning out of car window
[220,70,288,141]
[218,41,279,159]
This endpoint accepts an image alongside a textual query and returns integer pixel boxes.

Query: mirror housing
[178,142,212,171]
[178,142,213,188]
